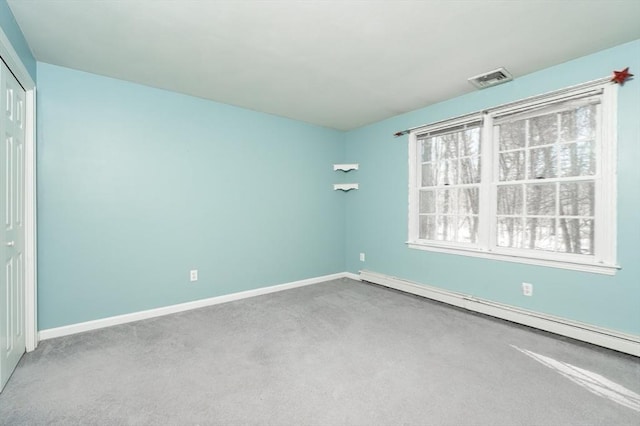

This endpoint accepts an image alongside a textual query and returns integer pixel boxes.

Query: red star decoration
[611,67,633,85]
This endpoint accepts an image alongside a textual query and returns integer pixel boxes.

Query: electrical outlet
[359,253,365,262]
[522,282,533,296]
[190,269,198,282]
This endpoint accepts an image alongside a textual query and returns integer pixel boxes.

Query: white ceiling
[7,0,640,130]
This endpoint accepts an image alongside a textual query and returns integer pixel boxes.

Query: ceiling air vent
[468,67,513,89]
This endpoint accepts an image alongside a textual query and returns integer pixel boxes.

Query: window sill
[406,242,620,275]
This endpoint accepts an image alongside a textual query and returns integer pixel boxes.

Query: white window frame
[407,80,618,275]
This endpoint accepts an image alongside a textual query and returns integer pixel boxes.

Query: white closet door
[0,60,26,393]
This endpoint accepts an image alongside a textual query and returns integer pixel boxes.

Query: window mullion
[554,113,561,253]
[408,133,419,242]
[478,113,493,251]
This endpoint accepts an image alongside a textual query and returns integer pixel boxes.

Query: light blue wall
[37,63,346,329]
[345,39,640,336]
[34,39,640,335]
[0,0,36,81]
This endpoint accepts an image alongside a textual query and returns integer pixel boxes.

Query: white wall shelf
[333,163,358,191]
[333,163,359,172]
[333,183,359,191]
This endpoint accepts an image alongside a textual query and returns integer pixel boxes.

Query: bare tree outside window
[409,83,616,274]
[495,104,597,254]
[418,126,481,244]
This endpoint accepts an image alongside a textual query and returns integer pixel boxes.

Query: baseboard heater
[358,270,640,357]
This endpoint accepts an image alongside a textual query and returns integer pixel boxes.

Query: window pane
[526,183,556,216]
[559,141,595,177]
[461,128,480,156]
[459,187,479,215]
[498,121,526,151]
[437,160,457,185]
[441,134,458,160]
[460,156,481,184]
[419,215,436,240]
[458,216,478,243]
[421,137,438,163]
[421,163,436,187]
[524,218,556,251]
[561,104,597,142]
[558,219,594,255]
[436,215,456,242]
[497,184,523,215]
[527,146,558,179]
[499,150,525,181]
[497,217,524,248]
[437,188,457,214]
[419,190,435,214]
[559,182,594,217]
[529,113,558,146]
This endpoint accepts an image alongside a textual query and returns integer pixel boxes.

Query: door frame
[0,27,37,352]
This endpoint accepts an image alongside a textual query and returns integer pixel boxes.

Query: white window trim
[407,81,619,275]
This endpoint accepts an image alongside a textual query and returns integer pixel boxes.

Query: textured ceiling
[7,0,640,130]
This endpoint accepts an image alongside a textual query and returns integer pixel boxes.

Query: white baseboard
[343,272,361,281]
[359,270,640,357]
[39,272,355,341]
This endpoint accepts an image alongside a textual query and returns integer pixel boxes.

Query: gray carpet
[1,278,639,425]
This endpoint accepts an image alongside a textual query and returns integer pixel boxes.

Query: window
[417,121,482,244]
[408,81,618,274]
